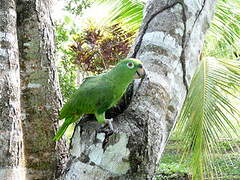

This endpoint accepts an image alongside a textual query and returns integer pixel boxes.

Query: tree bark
[63,0,216,179]
[0,0,25,179]
[17,0,68,179]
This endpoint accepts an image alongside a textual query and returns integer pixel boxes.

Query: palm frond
[175,57,240,179]
[205,0,240,57]
[95,0,144,32]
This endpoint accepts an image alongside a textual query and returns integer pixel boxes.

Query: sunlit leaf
[175,57,240,179]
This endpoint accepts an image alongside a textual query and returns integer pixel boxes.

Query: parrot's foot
[106,118,114,131]
[96,118,115,134]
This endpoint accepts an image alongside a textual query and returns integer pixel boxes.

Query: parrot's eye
[127,62,134,69]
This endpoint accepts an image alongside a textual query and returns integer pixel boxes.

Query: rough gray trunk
[63,0,216,179]
[17,0,68,179]
[0,0,24,179]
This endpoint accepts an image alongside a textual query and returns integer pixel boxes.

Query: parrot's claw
[106,118,114,132]
[96,124,104,133]
[96,118,115,134]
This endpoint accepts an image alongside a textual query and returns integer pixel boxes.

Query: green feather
[53,118,71,141]
[53,115,80,141]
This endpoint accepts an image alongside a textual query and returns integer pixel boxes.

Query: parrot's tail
[53,119,71,141]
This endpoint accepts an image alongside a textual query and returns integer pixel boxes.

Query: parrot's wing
[59,76,114,119]
[59,77,96,119]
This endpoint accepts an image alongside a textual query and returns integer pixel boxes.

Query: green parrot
[53,58,145,141]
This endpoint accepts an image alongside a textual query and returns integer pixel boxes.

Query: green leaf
[175,57,240,179]
[204,0,240,58]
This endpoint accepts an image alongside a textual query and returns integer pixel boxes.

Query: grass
[157,138,240,180]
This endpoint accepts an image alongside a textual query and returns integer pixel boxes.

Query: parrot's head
[117,58,145,79]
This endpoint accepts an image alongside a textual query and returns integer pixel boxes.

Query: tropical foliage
[203,0,240,58]
[56,18,79,99]
[175,58,240,179]
[70,23,135,73]
[63,0,95,15]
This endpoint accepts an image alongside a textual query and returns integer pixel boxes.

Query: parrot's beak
[134,65,145,79]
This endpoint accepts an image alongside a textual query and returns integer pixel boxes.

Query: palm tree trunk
[63,0,216,179]
[0,0,24,179]
[17,0,68,179]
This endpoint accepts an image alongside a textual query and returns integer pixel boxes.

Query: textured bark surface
[0,0,25,179]
[17,0,68,179]
[63,0,216,179]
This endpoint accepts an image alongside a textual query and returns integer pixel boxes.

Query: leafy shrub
[70,22,136,74]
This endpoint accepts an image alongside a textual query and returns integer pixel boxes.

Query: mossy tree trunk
[63,0,216,179]
[17,0,68,179]
[0,0,24,179]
